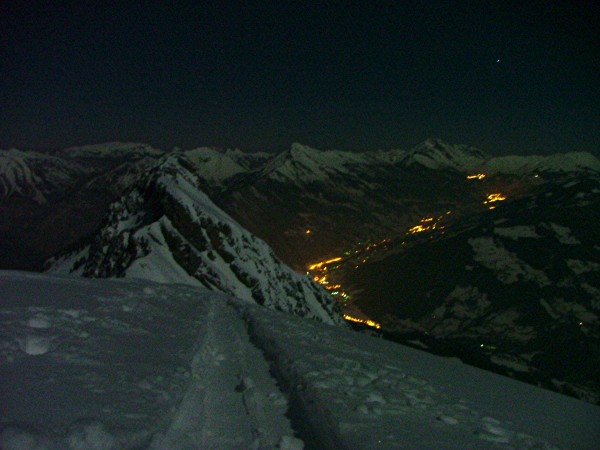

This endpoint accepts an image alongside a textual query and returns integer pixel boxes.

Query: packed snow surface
[1,271,599,449]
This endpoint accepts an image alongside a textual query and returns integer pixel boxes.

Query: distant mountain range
[2,139,599,402]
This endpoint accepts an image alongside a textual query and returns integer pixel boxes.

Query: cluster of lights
[343,314,381,329]
[308,257,342,271]
[408,224,429,234]
[307,238,392,311]
[408,217,434,234]
[484,193,507,203]
[308,256,350,305]
[484,193,507,210]
[406,213,450,235]
[467,173,486,180]
[465,174,511,209]
[364,239,391,252]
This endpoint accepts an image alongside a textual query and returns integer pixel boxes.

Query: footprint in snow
[138,379,153,390]
[354,376,372,387]
[366,392,387,404]
[235,376,254,392]
[60,309,82,319]
[355,403,383,415]
[437,415,459,425]
[26,315,52,329]
[477,416,513,444]
[404,392,434,409]
[279,435,304,450]
[19,334,53,355]
[268,391,287,407]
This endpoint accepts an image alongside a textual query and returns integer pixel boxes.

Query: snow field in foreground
[1,271,599,449]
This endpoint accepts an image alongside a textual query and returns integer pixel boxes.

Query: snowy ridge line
[234,302,344,450]
[237,302,600,449]
[47,153,344,325]
[150,295,301,449]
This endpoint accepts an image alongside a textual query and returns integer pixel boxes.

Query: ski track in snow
[150,297,299,450]
[1,272,600,449]
[240,307,570,449]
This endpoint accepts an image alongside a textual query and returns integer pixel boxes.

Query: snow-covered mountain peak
[259,143,372,185]
[48,154,344,325]
[181,147,250,186]
[404,139,489,171]
[0,148,87,204]
[289,141,322,157]
[59,142,164,159]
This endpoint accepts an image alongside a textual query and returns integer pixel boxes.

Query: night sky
[1,1,598,155]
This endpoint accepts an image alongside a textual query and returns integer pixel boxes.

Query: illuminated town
[307,182,508,330]
[467,173,486,180]
[484,193,507,209]
[343,314,382,329]
[406,212,451,235]
[484,193,507,204]
[306,240,389,329]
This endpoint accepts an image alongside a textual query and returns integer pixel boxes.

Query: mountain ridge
[47,154,344,325]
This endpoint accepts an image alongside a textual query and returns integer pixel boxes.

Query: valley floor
[1,272,599,449]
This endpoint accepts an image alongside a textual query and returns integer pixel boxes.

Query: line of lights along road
[307,173,507,329]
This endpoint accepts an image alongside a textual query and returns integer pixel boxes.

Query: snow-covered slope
[58,142,164,160]
[485,152,600,174]
[1,272,599,449]
[47,155,342,325]
[394,138,600,174]
[182,147,270,187]
[260,142,376,185]
[400,138,489,171]
[0,149,87,204]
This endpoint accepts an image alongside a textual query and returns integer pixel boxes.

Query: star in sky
[0,1,598,155]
